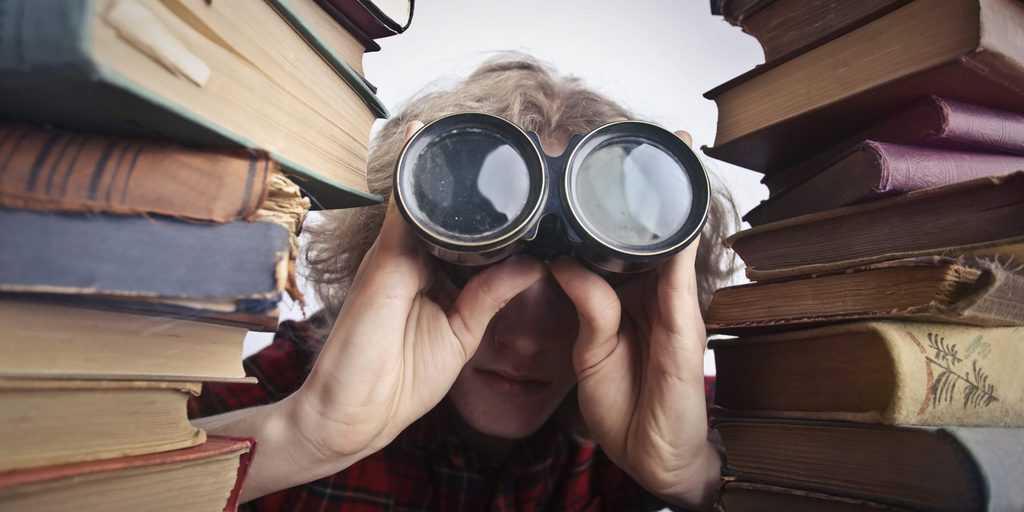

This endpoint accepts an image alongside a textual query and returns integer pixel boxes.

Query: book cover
[0,436,255,512]
[0,0,383,208]
[316,0,414,38]
[711,321,1024,426]
[0,208,289,302]
[714,419,1024,511]
[729,172,1024,281]
[703,0,1024,172]
[719,481,910,511]
[707,257,1024,335]
[745,143,1024,225]
[761,96,1024,196]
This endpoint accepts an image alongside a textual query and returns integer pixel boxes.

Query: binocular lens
[404,129,533,242]
[571,139,694,250]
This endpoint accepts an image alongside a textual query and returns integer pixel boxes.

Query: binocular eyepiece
[394,113,710,274]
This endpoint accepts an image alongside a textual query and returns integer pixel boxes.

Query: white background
[245,0,768,374]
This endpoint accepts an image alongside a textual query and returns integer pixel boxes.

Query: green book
[0,0,387,208]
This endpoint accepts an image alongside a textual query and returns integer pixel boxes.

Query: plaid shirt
[190,315,712,511]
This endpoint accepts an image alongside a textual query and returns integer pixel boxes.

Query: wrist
[655,440,723,512]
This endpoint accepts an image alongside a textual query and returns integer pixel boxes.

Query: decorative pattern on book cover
[711,321,1024,426]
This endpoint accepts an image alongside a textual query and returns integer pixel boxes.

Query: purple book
[762,96,1024,197]
[746,142,1024,226]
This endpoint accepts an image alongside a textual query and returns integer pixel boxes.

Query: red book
[762,96,1024,196]
[0,436,255,512]
[316,0,413,39]
[745,143,1024,225]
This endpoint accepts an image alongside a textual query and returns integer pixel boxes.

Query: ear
[673,130,693,148]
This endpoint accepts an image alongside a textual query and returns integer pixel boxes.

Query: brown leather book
[714,421,1024,511]
[0,124,274,223]
[729,172,1024,281]
[726,0,909,64]
[711,321,1024,426]
[719,482,908,512]
[703,0,1024,172]
[0,436,254,512]
[706,257,1024,335]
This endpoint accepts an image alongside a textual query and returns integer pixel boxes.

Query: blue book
[0,209,289,308]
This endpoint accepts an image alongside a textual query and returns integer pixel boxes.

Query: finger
[674,129,693,147]
[655,237,705,340]
[549,257,622,377]
[447,256,546,357]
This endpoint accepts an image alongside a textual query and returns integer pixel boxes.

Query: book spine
[0,209,289,300]
[883,322,1024,426]
[0,124,272,222]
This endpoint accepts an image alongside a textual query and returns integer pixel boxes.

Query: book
[707,257,1024,335]
[0,379,203,471]
[703,0,1024,172]
[0,299,252,382]
[714,419,1024,511]
[0,208,289,311]
[745,143,1024,226]
[271,0,373,75]
[0,0,385,208]
[719,482,909,512]
[0,123,310,223]
[0,436,254,512]
[719,0,909,64]
[710,321,1024,426]
[761,96,1024,197]
[729,172,1024,281]
[316,0,414,39]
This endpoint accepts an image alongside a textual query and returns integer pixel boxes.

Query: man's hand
[198,122,546,502]
[549,130,722,510]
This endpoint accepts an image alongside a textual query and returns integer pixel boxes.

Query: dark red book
[745,143,1024,225]
[0,436,254,512]
[762,96,1024,196]
[316,0,413,39]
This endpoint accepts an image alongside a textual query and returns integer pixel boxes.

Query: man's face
[448,275,579,439]
[447,134,578,440]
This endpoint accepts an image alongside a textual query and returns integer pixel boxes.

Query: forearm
[192,396,362,503]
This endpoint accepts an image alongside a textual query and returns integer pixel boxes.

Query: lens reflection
[409,129,532,240]
[573,139,693,249]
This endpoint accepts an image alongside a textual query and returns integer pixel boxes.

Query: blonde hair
[304,53,738,330]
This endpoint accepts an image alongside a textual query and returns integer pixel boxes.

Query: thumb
[549,257,622,378]
[447,256,545,357]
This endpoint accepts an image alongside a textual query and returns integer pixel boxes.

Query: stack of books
[0,0,410,510]
[705,0,1024,510]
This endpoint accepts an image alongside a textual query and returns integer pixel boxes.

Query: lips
[475,367,551,397]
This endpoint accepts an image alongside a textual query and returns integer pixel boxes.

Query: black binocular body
[394,113,710,274]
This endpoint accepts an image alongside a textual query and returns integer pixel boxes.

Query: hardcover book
[316,0,414,39]
[0,299,252,382]
[728,172,1024,281]
[703,0,1024,172]
[707,257,1024,335]
[714,419,1024,512]
[711,321,1024,426]
[0,0,385,207]
[0,379,203,471]
[720,0,909,64]
[761,96,1024,196]
[0,436,254,512]
[745,143,1024,225]
[0,209,290,309]
[719,482,908,512]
